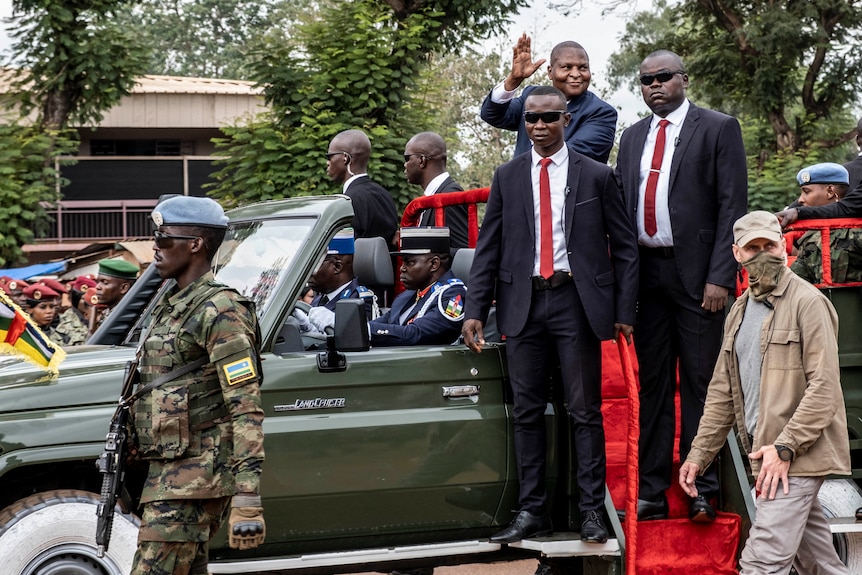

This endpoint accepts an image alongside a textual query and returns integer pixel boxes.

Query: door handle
[442,385,480,398]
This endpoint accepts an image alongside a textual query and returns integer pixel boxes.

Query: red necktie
[539,157,554,279]
[644,119,670,237]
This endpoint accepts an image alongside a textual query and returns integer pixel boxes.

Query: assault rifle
[95,358,138,558]
[94,355,210,556]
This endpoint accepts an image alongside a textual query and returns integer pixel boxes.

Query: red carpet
[601,340,741,574]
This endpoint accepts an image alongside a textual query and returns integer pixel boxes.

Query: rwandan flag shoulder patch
[223,357,256,385]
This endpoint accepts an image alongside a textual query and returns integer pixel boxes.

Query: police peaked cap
[392,227,451,255]
[796,163,849,186]
[98,259,140,280]
[328,229,355,255]
[151,195,229,229]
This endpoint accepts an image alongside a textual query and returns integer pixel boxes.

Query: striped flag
[0,291,65,373]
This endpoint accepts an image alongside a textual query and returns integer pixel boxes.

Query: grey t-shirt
[736,297,771,437]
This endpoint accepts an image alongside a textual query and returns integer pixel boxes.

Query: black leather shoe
[689,495,716,523]
[580,509,608,543]
[856,507,862,521]
[489,510,553,543]
[636,497,668,521]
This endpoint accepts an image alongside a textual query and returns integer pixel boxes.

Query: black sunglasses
[154,230,200,248]
[325,151,350,160]
[639,70,685,86]
[523,110,566,124]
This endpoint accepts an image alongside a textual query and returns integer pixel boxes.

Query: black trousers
[506,281,605,513]
[636,248,723,502]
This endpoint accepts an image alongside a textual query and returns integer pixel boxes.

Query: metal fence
[39,200,158,243]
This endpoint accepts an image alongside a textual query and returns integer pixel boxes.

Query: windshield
[122,217,315,346]
[214,218,314,319]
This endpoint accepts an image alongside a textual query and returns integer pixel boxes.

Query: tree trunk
[40,90,72,132]
[767,110,797,151]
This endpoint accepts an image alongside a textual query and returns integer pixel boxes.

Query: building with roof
[12,74,266,265]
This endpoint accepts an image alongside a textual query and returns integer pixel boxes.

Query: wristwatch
[774,444,794,462]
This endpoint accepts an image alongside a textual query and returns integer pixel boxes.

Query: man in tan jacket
[679,210,850,574]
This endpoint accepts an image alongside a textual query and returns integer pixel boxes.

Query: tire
[818,479,862,572]
[0,489,139,575]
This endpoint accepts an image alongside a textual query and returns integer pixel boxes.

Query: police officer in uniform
[130,195,265,575]
[369,227,466,346]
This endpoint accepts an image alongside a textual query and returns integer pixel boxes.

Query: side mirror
[333,298,370,352]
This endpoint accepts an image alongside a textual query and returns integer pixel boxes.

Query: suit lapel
[564,150,581,246]
[515,155,536,242]
[628,118,651,208]
[669,104,700,193]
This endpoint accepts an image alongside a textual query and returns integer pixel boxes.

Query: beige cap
[733,210,783,247]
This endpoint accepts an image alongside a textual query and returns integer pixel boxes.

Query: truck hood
[0,346,135,413]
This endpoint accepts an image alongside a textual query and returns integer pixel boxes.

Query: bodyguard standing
[464,86,639,544]
[614,50,748,522]
[131,196,265,575]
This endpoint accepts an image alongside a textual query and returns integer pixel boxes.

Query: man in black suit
[845,118,862,191]
[404,132,469,249]
[463,86,639,544]
[614,50,748,523]
[327,129,399,246]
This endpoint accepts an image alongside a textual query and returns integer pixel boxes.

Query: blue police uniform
[369,270,465,346]
[312,277,375,320]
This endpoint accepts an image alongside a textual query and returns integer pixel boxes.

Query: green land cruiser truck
[0,195,859,575]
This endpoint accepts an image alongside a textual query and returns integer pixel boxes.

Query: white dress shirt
[636,99,690,247]
[423,172,451,197]
[342,173,368,193]
[530,145,570,276]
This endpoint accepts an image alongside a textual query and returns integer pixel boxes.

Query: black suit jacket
[845,155,862,192]
[418,176,469,249]
[345,175,399,245]
[614,103,748,298]
[466,147,639,340]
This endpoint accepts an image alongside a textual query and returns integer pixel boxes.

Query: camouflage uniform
[131,271,264,575]
[791,228,862,284]
[50,307,89,346]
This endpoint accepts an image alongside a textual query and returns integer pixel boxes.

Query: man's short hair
[185,225,227,260]
[550,41,587,64]
[526,85,567,108]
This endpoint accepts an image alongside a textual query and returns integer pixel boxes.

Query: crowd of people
[0,32,859,575]
[0,257,140,348]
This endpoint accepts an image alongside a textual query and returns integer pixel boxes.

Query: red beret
[83,287,101,307]
[23,282,60,301]
[39,278,67,294]
[71,275,97,292]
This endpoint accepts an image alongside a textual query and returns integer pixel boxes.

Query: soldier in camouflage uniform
[51,275,97,346]
[789,163,862,284]
[131,195,265,575]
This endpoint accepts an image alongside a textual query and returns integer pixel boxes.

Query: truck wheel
[818,478,862,571]
[0,489,139,575]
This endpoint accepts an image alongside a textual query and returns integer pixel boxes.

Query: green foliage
[607,0,862,151]
[208,0,526,210]
[118,0,281,79]
[606,0,862,211]
[0,123,78,266]
[8,0,152,129]
[420,46,516,189]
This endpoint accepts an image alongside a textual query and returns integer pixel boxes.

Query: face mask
[743,250,785,301]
